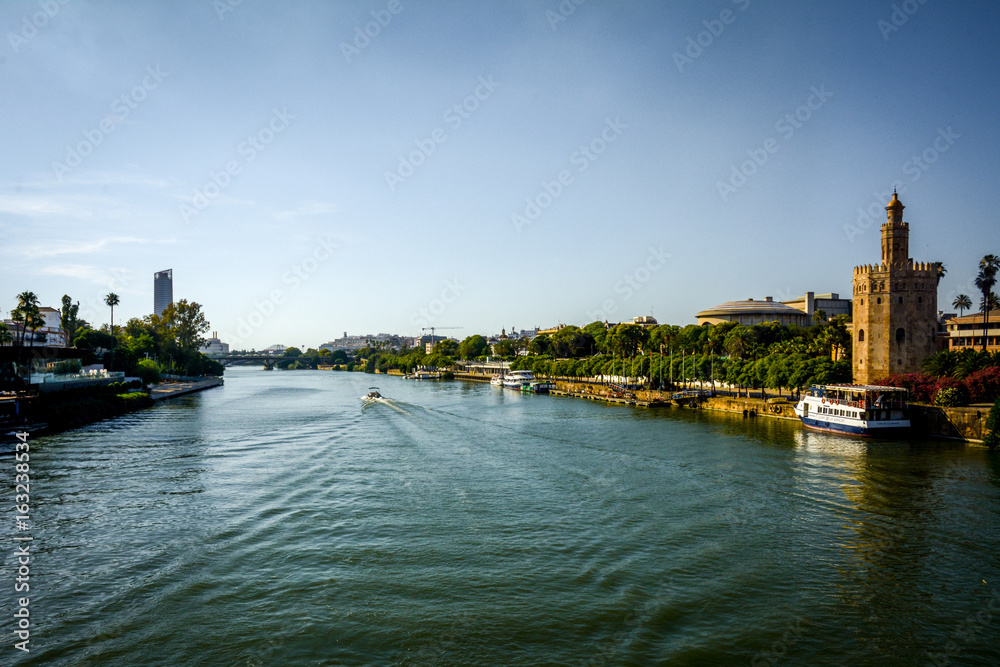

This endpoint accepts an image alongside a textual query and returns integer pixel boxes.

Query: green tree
[60,295,82,343]
[975,254,999,351]
[493,340,517,358]
[160,300,211,374]
[105,292,120,366]
[952,294,972,317]
[459,335,488,360]
[724,325,754,360]
[433,339,459,357]
[283,347,303,357]
[0,322,11,346]
[527,333,551,356]
[581,321,610,353]
[606,323,648,358]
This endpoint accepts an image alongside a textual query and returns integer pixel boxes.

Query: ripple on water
[11,370,1000,666]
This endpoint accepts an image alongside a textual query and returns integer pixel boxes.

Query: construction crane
[422,326,463,349]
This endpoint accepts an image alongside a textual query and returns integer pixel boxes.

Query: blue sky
[2,0,998,350]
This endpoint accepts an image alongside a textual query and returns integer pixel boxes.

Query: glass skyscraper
[154,269,173,316]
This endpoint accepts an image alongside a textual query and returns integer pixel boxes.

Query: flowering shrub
[962,366,1000,404]
[875,367,1000,405]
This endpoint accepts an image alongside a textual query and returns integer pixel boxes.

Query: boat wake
[362,397,412,416]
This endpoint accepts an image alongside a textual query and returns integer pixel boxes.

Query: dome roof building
[696,297,810,326]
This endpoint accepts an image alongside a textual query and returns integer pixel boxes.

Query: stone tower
[852,193,939,384]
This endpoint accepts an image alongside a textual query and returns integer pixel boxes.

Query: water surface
[4,369,1000,665]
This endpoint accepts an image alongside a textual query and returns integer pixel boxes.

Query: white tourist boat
[490,374,505,387]
[503,369,534,389]
[793,384,910,436]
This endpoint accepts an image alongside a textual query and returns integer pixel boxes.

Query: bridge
[212,354,289,369]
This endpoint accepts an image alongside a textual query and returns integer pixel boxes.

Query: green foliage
[459,335,488,360]
[984,398,1000,449]
[283,347,303,357]
[433,339,459,357]
[137,359,161,386]
[933,386,969,407]
[493,339,517,358]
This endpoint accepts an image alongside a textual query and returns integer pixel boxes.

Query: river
[4,368,1000,665]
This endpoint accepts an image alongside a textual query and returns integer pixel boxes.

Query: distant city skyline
[2,1,999,349]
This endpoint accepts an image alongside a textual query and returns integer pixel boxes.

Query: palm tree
[935,262,947,280]
[105,292,120,369]
[14,291,40,382]
[0,322,12,346]
[975,254,999,351]
[105,292,120,336]
[953,294,973,317]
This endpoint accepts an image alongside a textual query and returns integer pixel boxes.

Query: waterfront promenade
[150,377,224,401]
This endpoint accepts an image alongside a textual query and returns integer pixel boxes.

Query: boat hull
[798,416,910,437]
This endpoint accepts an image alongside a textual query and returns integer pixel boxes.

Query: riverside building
[851,192,940,384]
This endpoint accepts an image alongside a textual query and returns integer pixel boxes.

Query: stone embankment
[543,379,989,443]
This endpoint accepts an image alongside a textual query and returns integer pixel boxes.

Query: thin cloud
[38,264,134,288]
[271,201,338,222]
[19,236,150,259]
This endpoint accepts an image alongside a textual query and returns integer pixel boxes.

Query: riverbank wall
[543,380,989,443]
[2,377,224,443]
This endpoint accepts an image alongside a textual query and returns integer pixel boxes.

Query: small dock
[549,389,669,408]
[150,377,224,401]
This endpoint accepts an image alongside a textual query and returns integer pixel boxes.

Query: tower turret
[881,191,909,265]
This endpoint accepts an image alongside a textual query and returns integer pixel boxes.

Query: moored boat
[793,384,910,436]
[503,370,534,389]
[411,366,441,380]
[490,374,505,387]
[527,380,556,394]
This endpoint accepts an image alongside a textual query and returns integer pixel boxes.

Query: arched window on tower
[858,329,865,342]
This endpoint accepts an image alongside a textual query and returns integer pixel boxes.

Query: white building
[201,332,230,357]
[2,306,68,347]
[320,332,404,352]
